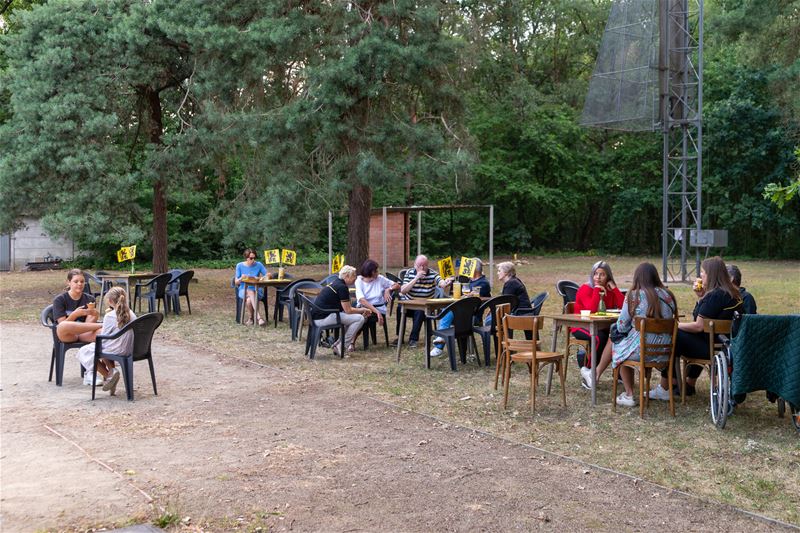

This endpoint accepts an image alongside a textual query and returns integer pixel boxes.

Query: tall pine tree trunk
[145,86,168,273]
[346,183,372,270]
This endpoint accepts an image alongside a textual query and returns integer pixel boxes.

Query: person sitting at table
[394,255,453,349]
[574,260,625,388]
[496,261,530,312]
[649,256,743,401]
[727,264,757,315]
[234,248,268,326]
[589,262,677,406]
[75,286,137,395]
[430,259,491,357]
[356,259,400,329]
[53,269,103,385]
[313,265,370,355]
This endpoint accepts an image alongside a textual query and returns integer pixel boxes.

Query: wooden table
[96,273,156,310]
[538,313,618,405]
[395,298,461,367]
[237,278,292,325]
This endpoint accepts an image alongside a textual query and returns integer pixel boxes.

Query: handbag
[609,323,626,343]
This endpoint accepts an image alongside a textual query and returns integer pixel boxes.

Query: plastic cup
[580,309,591,318]
[453,282,462,299]
[278,267,285,280]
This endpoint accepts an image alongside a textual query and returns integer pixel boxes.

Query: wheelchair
[709,320,800,433]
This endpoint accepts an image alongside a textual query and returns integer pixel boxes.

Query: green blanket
[731,314,800,407]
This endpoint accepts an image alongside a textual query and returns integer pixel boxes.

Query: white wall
[9,217,75,270]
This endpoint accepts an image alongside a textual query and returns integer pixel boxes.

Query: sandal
[258,318,266,327]
[347,344,355,353]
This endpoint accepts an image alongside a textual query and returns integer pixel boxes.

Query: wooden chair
[492,303,512,390]
[564,302,590,371]
[612,317,678,418]
[501,315,566,413]
[680,318,732,404]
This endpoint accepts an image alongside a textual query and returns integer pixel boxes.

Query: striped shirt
[401,268,441,299]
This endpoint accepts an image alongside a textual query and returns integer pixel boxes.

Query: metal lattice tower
[581,0,704,282]
[659,0,703,282]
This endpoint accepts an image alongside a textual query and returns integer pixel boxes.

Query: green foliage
[1,0,798,263]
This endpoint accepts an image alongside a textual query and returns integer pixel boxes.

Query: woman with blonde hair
[311,265,370,355]
[75,286,137,395]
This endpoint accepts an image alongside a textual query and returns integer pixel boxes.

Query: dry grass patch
[3,257,799,524]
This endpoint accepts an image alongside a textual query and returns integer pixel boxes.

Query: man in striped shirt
[396,255,453,348]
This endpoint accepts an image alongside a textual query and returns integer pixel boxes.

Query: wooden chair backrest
[702,318,732,359]
[634,317,678,364]
[502,314,542,353]
[565,302,576,314]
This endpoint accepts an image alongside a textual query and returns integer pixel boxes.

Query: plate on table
[592,311,620,318]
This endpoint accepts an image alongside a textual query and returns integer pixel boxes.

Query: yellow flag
[458,256,477,278]
[281,249,297,265]
[264,249,280,264]
[437,257,455,278]
[116,245,136,262]
[331,254,345,274]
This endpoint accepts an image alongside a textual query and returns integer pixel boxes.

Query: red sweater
[574,283,625,313]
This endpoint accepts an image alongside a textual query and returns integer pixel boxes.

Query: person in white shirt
[355,259,400,328]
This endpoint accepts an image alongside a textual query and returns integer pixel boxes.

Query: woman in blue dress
[235,248,268,325]
[609,262,677,407]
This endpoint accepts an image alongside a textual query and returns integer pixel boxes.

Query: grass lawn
[3,255,799,524]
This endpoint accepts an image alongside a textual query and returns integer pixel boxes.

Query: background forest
[1,0,798,267]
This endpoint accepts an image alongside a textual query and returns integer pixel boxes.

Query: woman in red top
[572,261,625,386]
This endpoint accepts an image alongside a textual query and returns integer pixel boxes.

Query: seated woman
[75,286,137,394]
[593,262,677,407]
[355,259,400,329]
[574,260,625,388]
[497,261,531,313]
[234,248,268,326]
[649,256,743,401]
[54,268,102,343]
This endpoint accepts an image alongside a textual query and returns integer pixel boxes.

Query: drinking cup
[580,309,591,318]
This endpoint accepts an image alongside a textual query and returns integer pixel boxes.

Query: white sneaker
[648,383,671,401]
[616,392,636,407]
[579,366,593,390]
[429,347,443,357]
[432,336,445,345]
[83,373,103,387]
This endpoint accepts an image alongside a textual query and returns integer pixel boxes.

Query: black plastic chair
[320,274,339,286]
[166,270,194,315]
[427,297,482,371]
[274,278,315,327]
[299,295,346,360]
[134,273,172,315]
[361,311,390,350]
[473,294,518,366]
[289,281,322,340]
[512,291,549,317]
[556,280,579,309]
[92,312,164,401]
[384,272,402,317]
[285,279,322,341]
[41,304,88,386]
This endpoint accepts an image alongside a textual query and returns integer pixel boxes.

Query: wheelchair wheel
[709,350,729,429]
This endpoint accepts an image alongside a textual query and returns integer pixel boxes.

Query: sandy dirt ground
[0,321,793,532]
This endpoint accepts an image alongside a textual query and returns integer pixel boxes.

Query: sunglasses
[247,256,256,260]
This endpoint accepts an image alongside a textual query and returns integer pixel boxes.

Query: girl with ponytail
[76,287,137,395]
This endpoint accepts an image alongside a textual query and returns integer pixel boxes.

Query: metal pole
[696,0,704,277]
[417,211,422,258]
[328,211,332,274]
[382,207,387,270]
[488,205,494,289]
[660,0,670,281]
